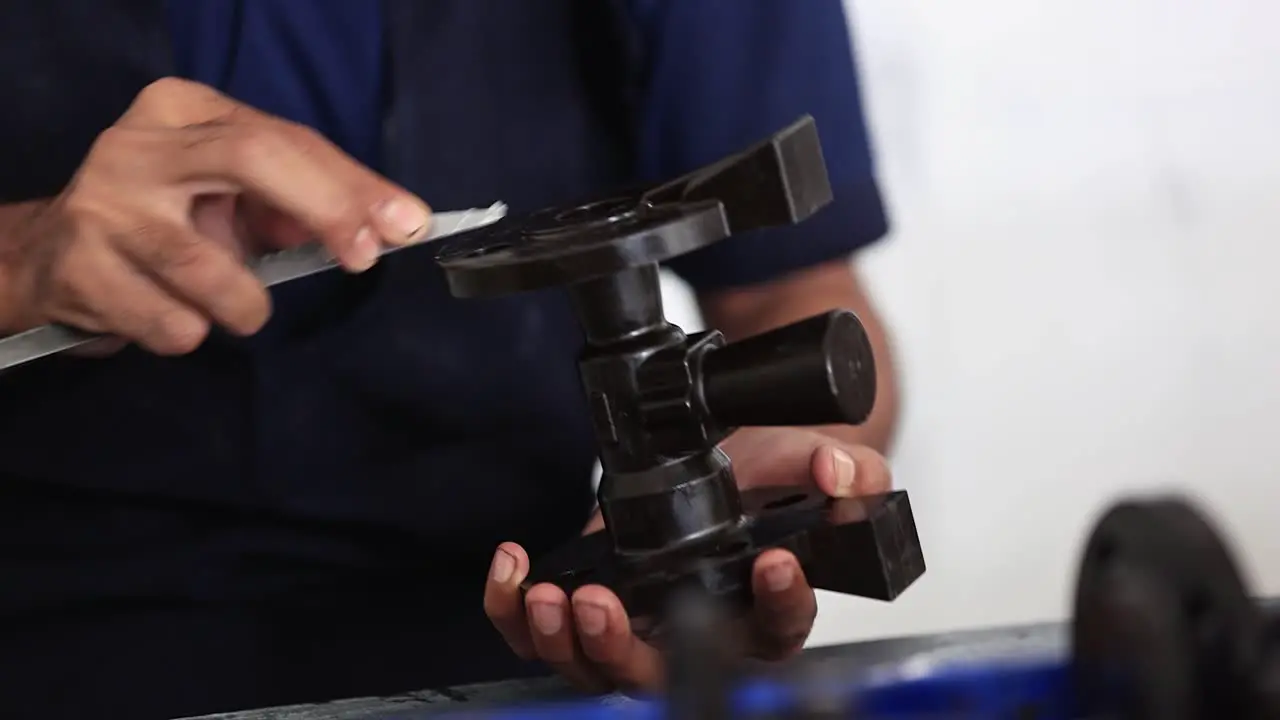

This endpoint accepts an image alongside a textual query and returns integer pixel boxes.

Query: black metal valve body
[433,116,926,622]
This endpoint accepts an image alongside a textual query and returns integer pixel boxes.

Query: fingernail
[573,603,608,637]
[530,603,563,636]
[490,549,515,584]
[350,226,379,271]
[831,448,857,497]
[376,198,431,242]
[764,562,795,593]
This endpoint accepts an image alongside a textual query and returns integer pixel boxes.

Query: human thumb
[808,441,893,497]
[724,429,891,498]
[808,444,867,498]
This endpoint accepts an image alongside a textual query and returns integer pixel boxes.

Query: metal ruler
[0,202,507,372]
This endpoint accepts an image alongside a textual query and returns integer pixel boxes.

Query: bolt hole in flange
[550,196,638,225]
[522,196,643,243]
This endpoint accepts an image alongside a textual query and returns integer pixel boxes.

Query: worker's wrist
[0,199,51,334]
[0,211,25,334]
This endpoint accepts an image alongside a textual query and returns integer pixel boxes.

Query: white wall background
[659,0,1280,647]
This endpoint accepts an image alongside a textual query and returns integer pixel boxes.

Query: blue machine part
[426,656,1082,719]
[852,657,1077,718]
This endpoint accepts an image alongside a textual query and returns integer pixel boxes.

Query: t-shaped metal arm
[434,117,926,622]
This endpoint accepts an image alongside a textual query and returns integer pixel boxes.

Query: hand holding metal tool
[0,204,506,372]
[0,77,511,372]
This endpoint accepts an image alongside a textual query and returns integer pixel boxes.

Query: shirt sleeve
[624,0,889,292]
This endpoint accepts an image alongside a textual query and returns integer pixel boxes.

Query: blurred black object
[1072,496,1280,720]
[654,494,1280,719]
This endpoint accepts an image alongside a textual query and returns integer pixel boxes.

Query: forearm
[697,259,901,454]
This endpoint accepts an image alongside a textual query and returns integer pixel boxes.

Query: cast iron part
[434,116,926,620]
[1071,495,1280,719]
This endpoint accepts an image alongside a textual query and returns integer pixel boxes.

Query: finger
[51,241,209,356]
[525,583,606,691]
[808,443,892,498]
[748,548,817,661]
[167,120,431,269]
[190,194,250,263]
[238,197,312,253]
[483,543,536,660]
[113,79,406,265]
[66,336,129,358]
[117,77,246,129]
[112,221,271,337]
[571,585,663,691]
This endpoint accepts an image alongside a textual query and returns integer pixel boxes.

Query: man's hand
[483,427,892,693]
[0,77,433,353]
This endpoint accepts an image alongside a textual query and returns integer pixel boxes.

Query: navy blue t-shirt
[0,1,887,715]
[0,2,893,717]
[165,0,887,291]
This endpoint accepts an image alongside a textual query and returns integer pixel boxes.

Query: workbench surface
[188,620,1067,719]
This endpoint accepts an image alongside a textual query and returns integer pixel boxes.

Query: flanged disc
[521,489,922,622]
[433,197,729,298]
